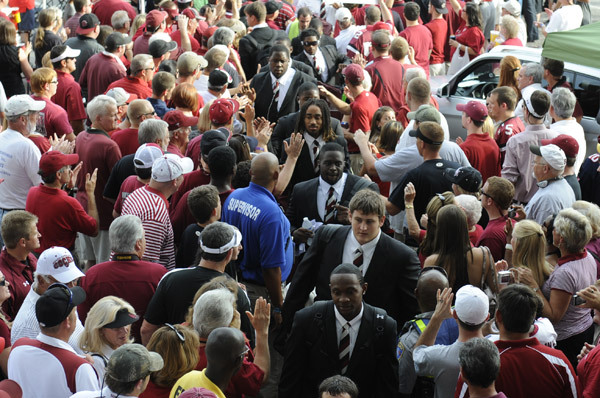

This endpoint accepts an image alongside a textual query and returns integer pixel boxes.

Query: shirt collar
[253,22,269,29]
[303,49,321,60]
[318,173,347,197]
[495,337,539,349]
[303,132,325,147]
[145,185,169,207]
[37,333,77,353]
[349,226,382,250]
[270,67,295,87]
[334,302,364,327]
[557,251,587,266]
[249,182,277,203]
[102,50,126,71]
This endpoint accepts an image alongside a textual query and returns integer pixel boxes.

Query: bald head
[250,152,279,188]
[206,327,246,369]
[127,99,155,127]
[416,269,449,312]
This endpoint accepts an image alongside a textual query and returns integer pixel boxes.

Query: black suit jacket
[293,45,350,86]
[250,69,317,124]
[272,111,344,157]
[279,301,399,398]
[291,34,337,57]
[282,225,420,334]
[259,60,314,79]
[238,27,287,79]
[279,134,350,191]
[286,173,379,231]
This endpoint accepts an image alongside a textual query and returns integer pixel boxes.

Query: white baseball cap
[134,143,164,169]
[106,87,136,107]
[36,247,85,284]
[50,45,81,63]
[151,154,194,182]
[530,143,567,172]
[455,285,489,325]
[502,0,521,17]
[5,95,45,117]
[335,7,352,22]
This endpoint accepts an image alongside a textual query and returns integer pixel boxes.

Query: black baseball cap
[149,39,178,58]
[200,130,228,157]
[36,284,86,328]
[103,308,140,329]
[208,70,229,89]
[443,166,482,192]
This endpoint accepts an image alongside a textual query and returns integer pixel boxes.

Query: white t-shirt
[546,4,583,33]
[550,119,586,174]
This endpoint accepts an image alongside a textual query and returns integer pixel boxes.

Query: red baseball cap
[163,110,199,131]
[39,151,79,175]
[456,101,488,123]
[343,64,364,85]
[209,98,240,125]
[541,134,579,159]
[146,10,168,28]
[182,7,201,20]
[372,21,393,33]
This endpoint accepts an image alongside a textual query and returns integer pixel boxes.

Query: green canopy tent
[541,22,600,69]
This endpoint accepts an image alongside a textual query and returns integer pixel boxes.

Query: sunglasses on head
[165,323,185,342]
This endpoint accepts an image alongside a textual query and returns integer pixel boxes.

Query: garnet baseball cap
[529,143,567,171]
[103,308,140,329]
[343,64,364,85]
[149,39,178,58]
[134,143,164,169]
[444,166,482,192]
[39,150,79,175]
[147,10,168,28]
[76,13,100,35]
[456,100,488,122]
[178,388,218,398]
[163,110,199,131]
[407,104,441,124]
[431,0,449,14]
[106,344,164,383]
[36,284,86,328]
[0,380,22,398]
[541,134,579,160]
[454,285,489,325]
[152,154,194,182]
[106,88,136,106]
[200,130,228,156]
[50,45,80,63]
[209,98,240,125]
[182,7,201,19]
[5,94,45,117]
[372,21,393,33]
[36,247,85,284]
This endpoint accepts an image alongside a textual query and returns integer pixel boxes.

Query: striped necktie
[324,186,336,224]
[339,322,351,374]
[313,55,321,75]
[353,247,363,272]
[267,80,280,121]
[320,1,327,19]
[313,140,320,173]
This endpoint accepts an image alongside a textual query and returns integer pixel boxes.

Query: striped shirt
[121,186,175,270]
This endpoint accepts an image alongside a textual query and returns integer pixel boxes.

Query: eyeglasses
[165,323,185,342]
[480,189,496,202]
[48,282,73,322]
[140,111,156,118]
[50,80,58,84]
[302,41,318,47]
[237,347,249,361]
[419,266,448,279]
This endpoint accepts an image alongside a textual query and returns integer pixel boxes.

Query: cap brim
[63,153,80,166]
[540,138,552,146]
[148,351,165,372]
[435,6,448,14]
[443,167,459,183]
[529,144,543,156]
[456,103,467,112]
[53,266,85,285]
[167,41,178,52]
[180,157,194,174]
[408,129,418,137]
[406,110,418,120]
[103,310,140,328]
[70,286,87,307]
[30,100,46,112]
[65,47,81,58]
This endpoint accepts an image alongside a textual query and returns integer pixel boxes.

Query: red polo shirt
[459,133,501,183]
[92,0,137,27]
[399,25,433,77]
[366,56,406,116]
[111,128,139,156]
[52,70,87,122]
[0,249,35,321]
[426,18,448,65]
[349,90,380,152]
[79,52,127,102]
[106,76,153,101]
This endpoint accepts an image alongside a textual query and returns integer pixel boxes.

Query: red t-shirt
[28,134,51,154]
[469,224,484,247]
[139,380,170,398]
[366,56,406,116]
[502,37,523,46]
[52,70,87,122]
[476,215,515,262]
[459,133,501,183]
[106,76,153,102]
[111,128,139,157]
[443,0,466,62]
[577,343,600,398]
[170,29,201,55]
[451,22,485,61]
[426,18,448,65]
[494,115,525,165]
[26,184,98,252]
[31,95,73,138]
[92,0,137,26]
[399,25,433,77]
[114,175,146,216]
[348,91,380,153]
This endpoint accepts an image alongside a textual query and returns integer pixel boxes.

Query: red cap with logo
[456,101,488,123]
[209,98,240,125]
[541,134,579,159]
[39,151,79,175]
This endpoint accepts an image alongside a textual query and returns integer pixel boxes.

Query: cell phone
[450,35,456,40]
[340,122,349,129]
[572,294,586,306]
[508,207,517,218]
[497,270,511,284]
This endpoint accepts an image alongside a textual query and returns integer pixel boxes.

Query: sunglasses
[303,41,318,46]
[165,323,185,342]
[237,347,249,361]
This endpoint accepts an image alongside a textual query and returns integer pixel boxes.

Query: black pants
[556,323,595,370]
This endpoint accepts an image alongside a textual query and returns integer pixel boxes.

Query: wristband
[255,146,265,152]
[405,204,414,209]
[505,244,513,251]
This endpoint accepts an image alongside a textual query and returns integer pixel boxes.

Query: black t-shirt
[144,266,255,345]
[564,174,582,201]
[103,153,136,200]
[177,224,204,268]
[389,158,459,222]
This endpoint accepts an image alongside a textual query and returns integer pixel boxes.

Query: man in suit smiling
[293,28,350,86]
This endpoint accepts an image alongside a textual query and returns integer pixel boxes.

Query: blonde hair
[35,7,61,49]
[482,116,495,139]
[513,220,553,288]
[130,14,146,37]
[31,67,56,94]
[554,208,593,253]
[79,296,136,354]
[572,200,600,239]
[501,15,519,39]
[146,324,199,388]
[198,100,214,133]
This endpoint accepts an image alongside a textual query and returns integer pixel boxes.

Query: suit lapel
[347,303,374,375]
[339,174,355,207]
[364,235,388,285]
[324,303,340,363]
[307,178,321,222]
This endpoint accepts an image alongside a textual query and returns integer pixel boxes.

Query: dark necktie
[320,1,327,19]
[324,186,337,224]
[353,247,364,272]
[312,140,320,173]
[267,80,280,121]
[339,322,350,374]
[313,55,321,75]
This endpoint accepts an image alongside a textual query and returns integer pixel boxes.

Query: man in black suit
[271,82,343,157]
[260,37,315,79]
[279,263,399,398]
[279,98,349,192]
[294,28,350,86]
[250,44,316,124]
[238,1,287,79]
[291,17,337,56]
[281,189,420,339]
[287,142,379,245]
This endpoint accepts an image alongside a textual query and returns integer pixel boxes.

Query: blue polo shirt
[147,98,175,118]
[222,182,293,284]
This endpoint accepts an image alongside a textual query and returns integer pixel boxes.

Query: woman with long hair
[79,296,138,381]
[510,220,553,288]
[448,1,485,61]
[0,20,33,97]
[34,7,63,68]
[498,56,522,100]
[140,324,200,398]
[369,106,396,146]
[424,204,496,293]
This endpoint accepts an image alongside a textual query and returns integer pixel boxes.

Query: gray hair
[109,215,145,253]
[522,63,543,84]
[405,66,427,83]
[455,194,482,227]
[131,54,153,75]
[111,10,130,30]
[212,27,235,46]
[32,271,53,290]
[138,119,168,146]
[572,201,600,240]
[550,87,576,119]
[458,338,500,388]
[87,95,117,121]
[554,208,592,253]
[192,289,236,338]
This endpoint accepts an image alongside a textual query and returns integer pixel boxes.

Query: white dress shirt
[317,173,348,220]
[304,49,329,83]
[303,132,326,166]
[271,67,296,111]
[550,119,586,174]
[342,228,382,276]
[334,303,364,359]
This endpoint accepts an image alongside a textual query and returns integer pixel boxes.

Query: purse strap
[480,246,498,293]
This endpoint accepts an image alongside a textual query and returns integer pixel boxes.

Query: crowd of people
[0,0,597,396]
